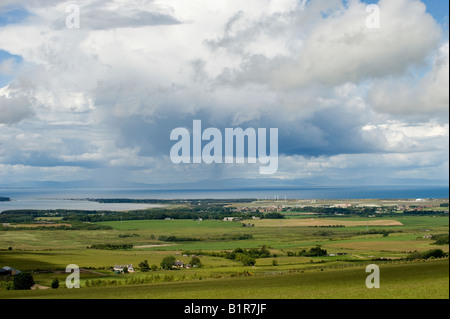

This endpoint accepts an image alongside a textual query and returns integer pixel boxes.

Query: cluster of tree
[8,273,35,290]
[0,207,254,225]
[0,210,41,223]
[439,203,449,207]
[355,229,402,236]
[233,253,256,266]
[138,260,159,272]
[402,210,450,216]
[406,249,447,260]
[309,225,345,228]
[51,279,60,289]
[287,246,328,257]
[208,234,253,241]
[159,256,203,269]
[181,246,272,266]
[0,204,286,226]
[89,243,133,250]
[62,208,249,223]
[231,246,271,259]
[0,221,112,231]
[289,205,449,217]
[263,212,284,219]
[158,235,201,242]
[118,233,139,238]
[156,256,203,269]
[190,256,202,268]
[0,197,10,202]
[432,234,449,245]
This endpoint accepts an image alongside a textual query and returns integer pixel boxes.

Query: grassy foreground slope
[2,259,448,299]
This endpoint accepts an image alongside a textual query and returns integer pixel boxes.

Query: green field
[1,260,448,299]
[0,210,448,299]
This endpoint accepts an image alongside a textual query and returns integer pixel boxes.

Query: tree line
[0,206,284,226]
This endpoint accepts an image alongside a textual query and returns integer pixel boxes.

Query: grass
[0,214,448,299]
[97,219,242,232]
[1,259,447,299]
[252,218,404,227]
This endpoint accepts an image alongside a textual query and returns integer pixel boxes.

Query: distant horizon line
[0,184,448,190]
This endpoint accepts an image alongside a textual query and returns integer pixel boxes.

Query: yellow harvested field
[252,218,403,227]
[324,241,449,252]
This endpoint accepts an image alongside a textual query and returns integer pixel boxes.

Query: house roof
[2,266,15,271]
[1,266,21,274]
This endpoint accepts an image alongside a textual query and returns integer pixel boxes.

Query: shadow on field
[0,251,60,271]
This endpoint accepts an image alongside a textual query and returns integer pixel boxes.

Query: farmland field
[1,259,448,299]
[0,199,448,300]
[250,218,404,227]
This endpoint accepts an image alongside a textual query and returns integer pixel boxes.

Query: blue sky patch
[0,7,30,26]
[0,50,23,87]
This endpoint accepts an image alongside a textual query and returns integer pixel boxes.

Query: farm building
[0,266,21,276]
[113,264,135,273]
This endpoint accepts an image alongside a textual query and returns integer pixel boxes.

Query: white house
[113,264,135,273]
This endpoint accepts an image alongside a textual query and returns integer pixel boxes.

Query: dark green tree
[421,249,446,259]
[138,260,150,272]
[13,273,35,290]
[190,256,202,268]
[307,246,327,257]
[51,278,59,289]
[160,256,176,270]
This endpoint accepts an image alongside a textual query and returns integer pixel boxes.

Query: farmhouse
[174,260,185,268]
[0,266,21,276]
[113,264,135,273]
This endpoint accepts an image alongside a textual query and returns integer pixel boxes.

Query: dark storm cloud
[0,95,33,124]
[1,150,101,168]
[110,103,378,160]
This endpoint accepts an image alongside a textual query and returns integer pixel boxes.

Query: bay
[0,185,448,213]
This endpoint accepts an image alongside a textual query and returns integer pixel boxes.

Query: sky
[0,0,448,188]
